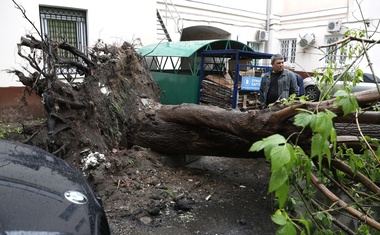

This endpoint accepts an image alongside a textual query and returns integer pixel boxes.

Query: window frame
[280,38,297,63]
[324,35,346,65]
[39,5,88,74]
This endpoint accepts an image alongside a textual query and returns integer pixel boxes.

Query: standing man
[284,61,305,96]
[259,54,299,108]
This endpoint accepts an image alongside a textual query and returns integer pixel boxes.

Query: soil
[83,147,277,235]
[2,120,277,235]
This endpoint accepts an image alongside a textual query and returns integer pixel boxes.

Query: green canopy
[137,39,254,57]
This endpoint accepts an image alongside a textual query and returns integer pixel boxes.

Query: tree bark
[132,88,380,157]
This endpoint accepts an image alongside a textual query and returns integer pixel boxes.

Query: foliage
[164,189,176,198]
[250,9,380,235]
[0,122,22,139]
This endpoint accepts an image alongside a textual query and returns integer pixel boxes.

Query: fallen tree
[7,3,380,160]
[8,32,380,234]
[10,35,380,158]
[6,1,380,234]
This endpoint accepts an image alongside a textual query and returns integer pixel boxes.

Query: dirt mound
[81,144,276,234]
[5,36,277,234]
[1,119,276,234]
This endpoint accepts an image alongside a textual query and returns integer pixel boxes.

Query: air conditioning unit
[256,30,269,41]
[327,20,342,32]
[299,33,315,48]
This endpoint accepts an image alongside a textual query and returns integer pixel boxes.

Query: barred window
[280,39,297,63]
[40,6,87,74]
[247,41,267,66]
[247,41,261,52]
[325,35,346,64]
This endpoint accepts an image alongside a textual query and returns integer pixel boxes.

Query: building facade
[1,0,379,86]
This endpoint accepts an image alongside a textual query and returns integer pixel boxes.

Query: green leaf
[348,155,358,175]
[299,214,311,235]
[249,134,286,152]
[275,182,290,209]
[269,166,288,193]
[323,140,332,167]
[314,212,333,227]
[314,212,325,221]
[294,112,313,128]
[277,221,297,235]
[271,214,287,225]
[333,93,357,116]
[265,134,287,145]
[333,90,349,97]
[324,109,338,119]
[249,140,265,152]
[312,112,335,139]
[271,145,291,171]
[311,133,324,159]
[311,134,330,169]
[330,128,337,151]
[286,143,297,169]
[264,144,275,160]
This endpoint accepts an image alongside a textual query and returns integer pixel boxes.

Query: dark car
[303,72,380,100]
[0,140,111,235]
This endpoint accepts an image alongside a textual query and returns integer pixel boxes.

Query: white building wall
[272,0,380,74]
[157,0,268,43]
[1,0,380,87]
[0,0,156,87]
[158,0,380,75]
[273,6,349,72]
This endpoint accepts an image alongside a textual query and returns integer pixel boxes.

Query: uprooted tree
[7,1,380,234]
[11,33,380,158]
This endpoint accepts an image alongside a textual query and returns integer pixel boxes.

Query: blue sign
[241,76,262,91]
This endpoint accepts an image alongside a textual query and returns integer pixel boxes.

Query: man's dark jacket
[259,69,299,107]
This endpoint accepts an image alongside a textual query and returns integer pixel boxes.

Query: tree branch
[316,36,380,50]
[310,172,380,231]
[19,36,95,70]
[330,158,380,195]
[12,0,43,40]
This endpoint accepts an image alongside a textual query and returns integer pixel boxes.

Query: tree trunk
[133,95,380,158]
[9,35,380,160]
[132,104,302,157]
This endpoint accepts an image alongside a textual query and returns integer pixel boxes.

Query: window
[280,39,297,63]
[247,42,270,67]
[40,6,87,74]
[325,35,346,64]
[247,41,262,52]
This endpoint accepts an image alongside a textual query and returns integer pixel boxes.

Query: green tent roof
[137,39,254,57]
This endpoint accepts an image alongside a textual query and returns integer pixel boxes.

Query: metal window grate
[325,36,338,64]
[290,39,297,63]
[247,42,270,67]
[247,42,261,52]
[325,35,345,64]
[280,39,297,63]
[40,6,87,74]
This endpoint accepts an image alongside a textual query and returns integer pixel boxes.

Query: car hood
[0,140,107,234]
[303,76,315,86]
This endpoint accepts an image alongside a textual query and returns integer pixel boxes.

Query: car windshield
[362,73,380,83]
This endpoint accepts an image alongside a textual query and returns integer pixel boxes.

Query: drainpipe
[265,0,271,53]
